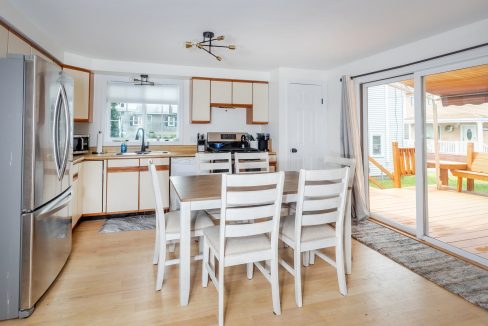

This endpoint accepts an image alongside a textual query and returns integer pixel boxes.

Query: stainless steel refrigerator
[0,55,73,320]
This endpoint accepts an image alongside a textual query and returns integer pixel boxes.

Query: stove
[206,132,261,154]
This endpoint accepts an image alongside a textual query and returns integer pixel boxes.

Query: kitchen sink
[115,151,169,156]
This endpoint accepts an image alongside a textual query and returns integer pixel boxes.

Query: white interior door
[287,83,324,170]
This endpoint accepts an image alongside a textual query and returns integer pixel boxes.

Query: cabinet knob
[291,148,298,153]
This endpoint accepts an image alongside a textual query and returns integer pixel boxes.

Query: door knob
[291,148,297,153]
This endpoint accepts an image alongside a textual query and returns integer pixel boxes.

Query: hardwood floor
[370,186,488,258]
[3,219,487,325]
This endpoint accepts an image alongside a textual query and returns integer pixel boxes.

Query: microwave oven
[73,135,90,154]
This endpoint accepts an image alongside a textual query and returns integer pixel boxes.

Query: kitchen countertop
[73,149,276,164]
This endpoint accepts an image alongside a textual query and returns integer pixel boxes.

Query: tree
[110,103,121,137]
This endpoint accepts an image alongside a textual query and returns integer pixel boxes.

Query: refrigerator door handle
[58,84,70,179]
[52,85,63,179]
[36,189,71,217]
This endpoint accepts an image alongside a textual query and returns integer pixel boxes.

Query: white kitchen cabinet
[71,162,84,228]
[211,80,232,104]
[0,25,8,58]
[191,78,211,123]
[232,82,253,105]
[139,158,170,210]
[82,160,104,215]
[7,31,31,55]
[248,83,269,124]
[63,67,93,122]
[106,159,139,213]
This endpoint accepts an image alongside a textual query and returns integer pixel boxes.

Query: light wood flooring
[2,219,487,325]
[370,186,488,259]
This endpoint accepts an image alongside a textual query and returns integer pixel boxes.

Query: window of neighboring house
[107,81,180,143]
[370,134,384,157]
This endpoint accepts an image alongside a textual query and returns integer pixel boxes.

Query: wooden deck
[370,186,488,259]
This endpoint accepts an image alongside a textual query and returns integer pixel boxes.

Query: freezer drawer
[20,189,72,313]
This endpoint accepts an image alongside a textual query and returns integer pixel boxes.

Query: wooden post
[467,142,474,191]
[392,142,402,188]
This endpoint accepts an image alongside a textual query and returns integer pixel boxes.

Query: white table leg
[179,202,191,306]
[345,189,352,275]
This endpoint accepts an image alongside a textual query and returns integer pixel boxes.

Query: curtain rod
[340,42,488,82]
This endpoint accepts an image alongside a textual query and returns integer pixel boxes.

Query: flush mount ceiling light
[133,74,154,86]
[185,31,236,61]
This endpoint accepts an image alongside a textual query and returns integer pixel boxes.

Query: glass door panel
[365,78,416,232]
[423,63,488,261]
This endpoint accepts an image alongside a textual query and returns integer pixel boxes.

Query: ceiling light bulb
[216,35,225,41]
[197,44,203,49]
[216,56,222,61]
[228,45,236,50]
[185,42,193,48]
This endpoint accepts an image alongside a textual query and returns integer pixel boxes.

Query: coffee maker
[256,133,270,152]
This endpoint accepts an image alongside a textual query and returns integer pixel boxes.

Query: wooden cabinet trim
[211,103,252,109]
[139,165,169,172]
[107,166,140,173]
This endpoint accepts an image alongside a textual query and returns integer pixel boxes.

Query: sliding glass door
[364,76,417,233]
[420,62,488,263]
[363,57,488,266]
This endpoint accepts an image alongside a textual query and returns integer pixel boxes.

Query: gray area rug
[352,220,488,310]
[99,215,156,233]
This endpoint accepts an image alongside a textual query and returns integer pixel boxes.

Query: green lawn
[370,172,488,193]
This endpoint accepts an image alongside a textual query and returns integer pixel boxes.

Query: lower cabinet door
[106,159,139,213]
[82,161,104,215]
[71,177,78,228]
[139,158,170,210]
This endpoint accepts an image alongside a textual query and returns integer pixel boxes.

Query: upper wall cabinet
[211,80,232,104]
[191,77,269,124]
[191,78,211,123]
[232,82,253,105]
[0,25,8,58]
[7,31,31,55]
[63,66,93,122]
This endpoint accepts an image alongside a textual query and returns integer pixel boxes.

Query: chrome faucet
[135,128,147,153]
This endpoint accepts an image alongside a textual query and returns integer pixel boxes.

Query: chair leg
[336,242,348,296]
[246,263,254,280]
[294,249,303,307]
[199,236,203,254]
[155,243,167,291]
[202,238,209,288]
[218,263,225,326]
[302,251,309,267]
[152,229,159,265]
[270,255,281,315]
[309,251,315,265]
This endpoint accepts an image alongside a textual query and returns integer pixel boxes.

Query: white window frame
[370,133,385,157]
[103,77,184,146]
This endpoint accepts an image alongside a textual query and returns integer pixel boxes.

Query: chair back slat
[324,156,356,187]
[294,167,349,242]
[301,211,338,226]
[226,188,277,206]
[220,172,284,252]
[235,152,269,174]
[225,220,274,237]
[196,152,232,174]
[225,204,275,221]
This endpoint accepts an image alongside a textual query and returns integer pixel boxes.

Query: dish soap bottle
[121,140,127,153]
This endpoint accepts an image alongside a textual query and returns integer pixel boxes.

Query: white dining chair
[201,172,285,326]
[234,152,269,174]
[195,152,233,220]
[279,167,350,307]
[308,156,356,273]
[149,160,214,291]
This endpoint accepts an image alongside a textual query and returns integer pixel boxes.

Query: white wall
[324,18,488,156]
[0,1,64,60]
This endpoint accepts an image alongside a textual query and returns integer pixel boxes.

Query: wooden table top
[426,160,467,170]
[171,171,299,202]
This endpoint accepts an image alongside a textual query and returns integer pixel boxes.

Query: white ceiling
[8,0,488,70]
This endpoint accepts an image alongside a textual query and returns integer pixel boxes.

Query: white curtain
[340,76,369,221]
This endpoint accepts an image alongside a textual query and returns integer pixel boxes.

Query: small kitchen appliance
[73,135,90,154]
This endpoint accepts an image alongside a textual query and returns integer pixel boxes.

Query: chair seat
[166,210,214,234]
[205,209,221,220]
[280,215,336,243]
[203,225,271,257]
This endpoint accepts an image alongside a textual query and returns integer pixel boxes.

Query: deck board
[370,186,488,258]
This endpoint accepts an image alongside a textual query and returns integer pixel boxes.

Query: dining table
[170,170,353,306]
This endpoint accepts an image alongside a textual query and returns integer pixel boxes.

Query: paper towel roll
[96,131,103,154]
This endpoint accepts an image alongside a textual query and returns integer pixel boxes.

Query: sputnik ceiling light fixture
[186,31,236,61]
